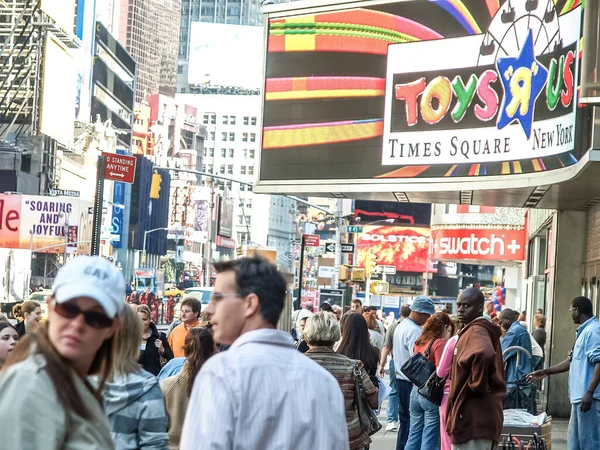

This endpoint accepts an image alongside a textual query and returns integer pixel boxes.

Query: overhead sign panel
[258,0,585,192]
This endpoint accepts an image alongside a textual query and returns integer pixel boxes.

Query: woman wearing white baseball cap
[0,255,126,449]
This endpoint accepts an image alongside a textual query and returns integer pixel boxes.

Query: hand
[378,365,385,378]
[580,391,594,413]
[526,369,547,383]
[155,339,164,354]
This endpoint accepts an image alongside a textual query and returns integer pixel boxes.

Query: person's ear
[244,293,260,319]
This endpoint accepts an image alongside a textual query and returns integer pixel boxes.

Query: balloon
[494,304,502,312]
[496,286,502,295]
[501,287,506,296]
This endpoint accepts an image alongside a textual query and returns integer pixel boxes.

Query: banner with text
[430,228,526,261]
[0,194,92,253]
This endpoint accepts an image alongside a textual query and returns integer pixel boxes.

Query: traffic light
[364,252,377,277]
[236,246,243,257]
[150,173,162,199]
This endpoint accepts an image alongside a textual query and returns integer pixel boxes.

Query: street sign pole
[91,155,106,256]
[296,234,306,310]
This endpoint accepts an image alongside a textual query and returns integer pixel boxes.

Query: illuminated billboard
[188,23,263,89]
[40,33,77,146]
[259,0,585,188]
[356,225,430,273]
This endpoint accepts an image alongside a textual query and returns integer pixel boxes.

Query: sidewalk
[370,379,568,450]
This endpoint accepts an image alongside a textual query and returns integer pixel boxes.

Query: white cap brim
[54,283,118,318]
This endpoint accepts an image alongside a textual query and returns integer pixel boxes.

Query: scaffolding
[0,0,79,140]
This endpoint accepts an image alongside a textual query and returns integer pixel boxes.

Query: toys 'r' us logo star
[496,29,548,139]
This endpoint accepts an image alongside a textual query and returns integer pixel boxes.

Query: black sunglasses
[54,302,114,329]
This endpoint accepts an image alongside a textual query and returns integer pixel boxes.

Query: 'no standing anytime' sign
[102,152,137,184]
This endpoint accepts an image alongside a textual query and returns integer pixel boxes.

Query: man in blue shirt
[393,296,435,450]
[527,296,600,450]
[500,308,533,385]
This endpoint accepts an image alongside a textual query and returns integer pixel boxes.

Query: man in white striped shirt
[180,257,349,450]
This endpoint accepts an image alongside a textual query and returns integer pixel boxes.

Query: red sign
[303,234,320,247]
[430,229,526,261]
[102,152,137,184]
[357,226,430,273]
[216,235,236,249]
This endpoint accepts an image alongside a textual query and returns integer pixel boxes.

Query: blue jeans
[405,388,440,450]
[395,380,413,450]
[387,359,400,422]
[568,400,600,450]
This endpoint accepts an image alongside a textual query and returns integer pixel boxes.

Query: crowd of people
[0,255,598,450]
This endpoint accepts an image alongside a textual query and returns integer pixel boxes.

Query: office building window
[241,166,246,175]
[209,148,214,157]
[250,133,256,142]
[221,132,227,141]
[238,215,244,225]
[209,131,215,141]
[219,165,225,174]
[242,133,248,142]
[211,114,216,125]
[203,114,209,125]
[243,116,249,126]
[221,148,226,157]
[230,116,236,125]
[223,115,228,125]
[228,148,234,158]
[227,164,233,174]
[251,117,257,126]
[242,149,247,158]
[248,166,254,175]
[229,132,235,141]
[249,149,255,159]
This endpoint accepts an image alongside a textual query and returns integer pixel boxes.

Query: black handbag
[352,361,382,436]
[417,371,446,406]
[400,338,437,388]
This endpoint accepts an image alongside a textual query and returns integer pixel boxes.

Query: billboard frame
[256,0,595,209]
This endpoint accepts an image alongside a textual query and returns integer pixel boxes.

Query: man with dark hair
[320,302,333,313]
[447,288,505,450]
[180,258,348,449]
[368,305,385,335]
[168,297,201,357]
[350,299,362,313]
[528,296,600,449]
[379,303,411,432]
[500,308,533,388]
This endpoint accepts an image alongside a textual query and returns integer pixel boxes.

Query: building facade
[117,0,181,102]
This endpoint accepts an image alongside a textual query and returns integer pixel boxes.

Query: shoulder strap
[423,338,437,358]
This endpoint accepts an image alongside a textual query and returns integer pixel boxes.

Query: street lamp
[142,227,170,267]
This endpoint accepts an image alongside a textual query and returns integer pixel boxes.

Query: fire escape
[0,0,80,193]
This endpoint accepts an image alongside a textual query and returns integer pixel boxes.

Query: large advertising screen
[356,225,430,273]
[188,23,263,89]
[41,33,76,146]
[260,0,584,185]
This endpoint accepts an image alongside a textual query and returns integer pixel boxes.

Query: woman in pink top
[436,322,459,450]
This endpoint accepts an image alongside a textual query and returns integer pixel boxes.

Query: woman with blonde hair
[305,312,378,450]
[102,302,169,449]
[161,327,216,449]
[12,300,42,337]
[137,304,173,375]
[0,256,124,449]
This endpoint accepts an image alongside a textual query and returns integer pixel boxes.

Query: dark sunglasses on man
[53,301,114,329]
